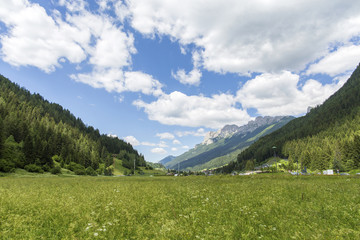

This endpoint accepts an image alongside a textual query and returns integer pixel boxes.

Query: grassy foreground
[0,175,359,239]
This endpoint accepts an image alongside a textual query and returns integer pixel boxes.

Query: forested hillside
[220,63,360,173]
[166,116,294,171]
[0,75,145,174]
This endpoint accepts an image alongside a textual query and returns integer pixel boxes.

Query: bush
[25,164,44,173]
[104,166,114,176]
[74,168,86,175]
[96,163,105,175]
[85,166,97,176]
[0,159,15,173]
[50,166,62,175]
[67,162,84,172]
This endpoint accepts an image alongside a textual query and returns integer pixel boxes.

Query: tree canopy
[0,75,145,174]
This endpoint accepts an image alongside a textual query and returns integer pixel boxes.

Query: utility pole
[272,146,277,173]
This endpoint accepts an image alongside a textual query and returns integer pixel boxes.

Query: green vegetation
[188,148,244,171]
[222,63,360,173]
[166,117,293,171]
[0,75,145,175]
[1,175,359,239]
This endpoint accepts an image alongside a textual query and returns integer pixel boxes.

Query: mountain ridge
[165,116,294,171]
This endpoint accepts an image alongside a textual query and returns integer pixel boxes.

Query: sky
[0,0,360,162]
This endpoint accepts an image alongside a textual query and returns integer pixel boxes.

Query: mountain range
[163,116,294,171]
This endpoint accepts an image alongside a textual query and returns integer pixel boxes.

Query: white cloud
[123,0,360,75]
[124,71,163,96]
[59,0,87,12]
[88,25,136,69]
[236,71,344,116]
[141,142,156,147]
[133,91,251,129]
[70,69,163,96]
[172,50,203,86]
[114,1,131,23]
[124,138,169,148]
[151,148,167,154]
[123,135,140,146]
[0,0,86,72]
[172,68,201,86]
[175,128,207,137]
[107,133,118,138]
[173,139,181,145]
[158,141,168,148]
[307,45,360,76]
[0,0,163,97]
[171,147,178,151]
[156,132,175,140]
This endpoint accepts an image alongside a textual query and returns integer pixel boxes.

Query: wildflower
[94,232,98,237]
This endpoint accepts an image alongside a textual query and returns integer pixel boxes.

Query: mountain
[158,155,176,165]
[220,63,360,173]
[165,116,294,171]
[0,74,145,174]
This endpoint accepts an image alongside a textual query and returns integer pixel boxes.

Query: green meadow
[1,175,359,239]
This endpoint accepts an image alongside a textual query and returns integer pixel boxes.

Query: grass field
[1,174,359,239]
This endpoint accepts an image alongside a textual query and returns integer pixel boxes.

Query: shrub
[104,165,114,176]
[24,164,44,173]
[85,166,97,176]
[0,159,15,173]
[67,162,84,172]
[74,168,86,175]
[50,166,62,175]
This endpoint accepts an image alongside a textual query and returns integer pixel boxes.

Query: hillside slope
[0,74,145,174]
[166,116,294,170]
[220,63,360,173]
[159,155,176,165]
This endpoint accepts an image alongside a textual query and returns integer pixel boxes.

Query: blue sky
[0,0,360,162]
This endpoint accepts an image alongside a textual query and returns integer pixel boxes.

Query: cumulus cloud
[172,68,202,86]
[156,132,175,140]
[124,135,140,146]
[133,91,252,129]
[122,0,360,75]
[236,71,344,116]
[306,45,360,77]
[151,148,167,154]
[71,69,163,96]
[172,50,203,85]
[0,0,163,97]
[172,139,181,145]
[0,0,86,72]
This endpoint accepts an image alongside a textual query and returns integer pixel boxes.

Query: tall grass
[0,175,359,239]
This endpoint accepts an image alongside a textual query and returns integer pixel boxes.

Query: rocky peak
[202,116,287,145]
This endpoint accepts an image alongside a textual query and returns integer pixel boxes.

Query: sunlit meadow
[1,175,359,239]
